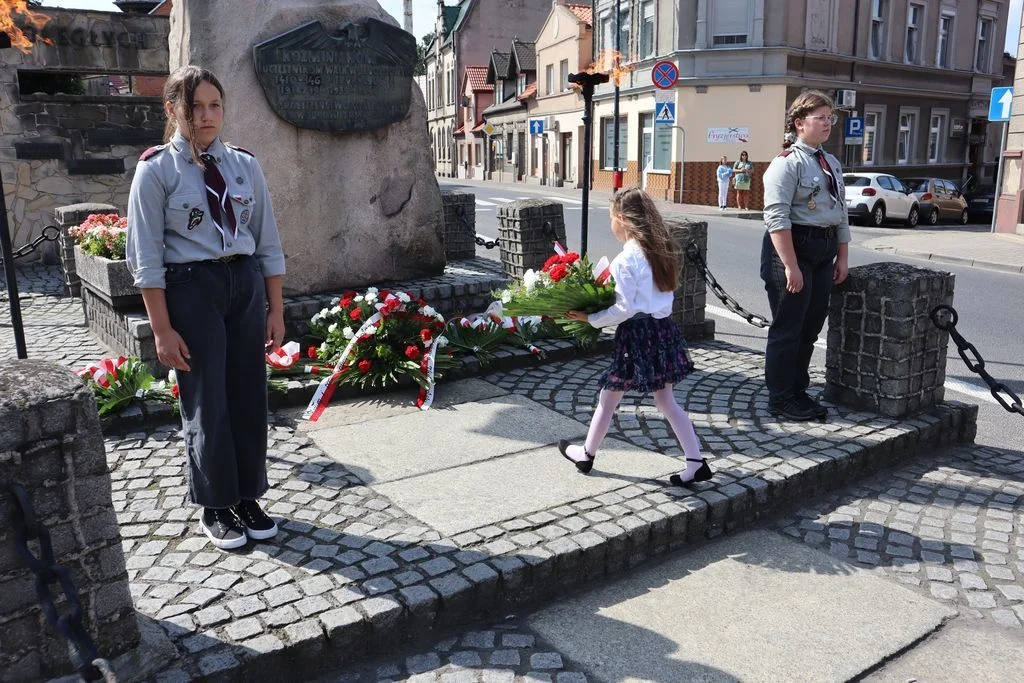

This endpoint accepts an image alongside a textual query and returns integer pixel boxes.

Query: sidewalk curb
[197,401,978,682]
[869,247,1024,275]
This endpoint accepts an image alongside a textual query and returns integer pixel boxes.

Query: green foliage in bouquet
[498,251,616,348]
[77,356,176,417]
[443,316,511,367]
[308,288,455,391]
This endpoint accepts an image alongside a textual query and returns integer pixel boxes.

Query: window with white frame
[640,1,656,58]
[559,59,569,90]
[897,111,916,164]
[937,13,954,68]
[617,7,630,56]
[928,112,947,163]
[976,18,992,72]
[545,64,554,95]
[905,3,922,64]
[862,109,881,165]
[518,73,526,94]
[869,0,888,60]
[601,116,628,169]
[711,0,750,46]
[600,13,613,53]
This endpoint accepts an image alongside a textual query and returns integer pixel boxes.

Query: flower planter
[73,245,142,310]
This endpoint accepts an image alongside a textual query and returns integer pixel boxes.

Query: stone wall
[0,9,168,259]
[0,360,138,681]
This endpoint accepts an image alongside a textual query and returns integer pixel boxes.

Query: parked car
[843,173,921,227]
[901,177,969,225]
[964,183,996,222]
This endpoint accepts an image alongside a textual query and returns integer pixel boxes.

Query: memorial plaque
[253,19,417,134]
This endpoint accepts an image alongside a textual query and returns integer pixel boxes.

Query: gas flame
[0,0,51,54]
[590,50,636,86]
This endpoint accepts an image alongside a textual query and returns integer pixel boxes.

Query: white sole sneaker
[201,521,247,550]
[242,520,278,541]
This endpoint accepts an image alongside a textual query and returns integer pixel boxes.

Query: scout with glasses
[759,90,850,422]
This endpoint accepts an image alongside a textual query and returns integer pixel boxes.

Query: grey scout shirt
[762,139,851,244]
[127,133,287,289]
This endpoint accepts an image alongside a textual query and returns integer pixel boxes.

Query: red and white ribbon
[266,341,301,369]
[76,356,127,388]
[303,312,383,421]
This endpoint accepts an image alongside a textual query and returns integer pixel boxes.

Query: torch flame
[0,0,51,54]
[589,50,636,86]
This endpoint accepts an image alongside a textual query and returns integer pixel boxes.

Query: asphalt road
[442,178,1024,454]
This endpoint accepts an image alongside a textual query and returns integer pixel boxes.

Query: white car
[843,172,921,228]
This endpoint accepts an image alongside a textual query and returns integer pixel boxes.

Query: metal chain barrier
[930,305,1024,417]
[453,204,499,250]
[0,225,61,263]
[1,483,116,682]
[684,242,770,329]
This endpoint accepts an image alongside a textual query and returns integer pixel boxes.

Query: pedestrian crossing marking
[475,199,498,206]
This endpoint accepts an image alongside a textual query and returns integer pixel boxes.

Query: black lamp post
[0,171,28,359]
[612,0,622,190]
[567,71,610,257]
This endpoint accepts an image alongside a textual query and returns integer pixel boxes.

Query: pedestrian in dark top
[559,188,711,487]
[760,90,850,421]
[127,66,287,550]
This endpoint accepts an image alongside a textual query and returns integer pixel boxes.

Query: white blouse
[587,239,674,328]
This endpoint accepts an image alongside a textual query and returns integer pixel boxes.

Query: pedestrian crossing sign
[655,102,675,126]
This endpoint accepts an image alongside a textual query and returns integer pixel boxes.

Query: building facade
[424,0,552,177]
[584,0,1012,208]
[482,41,538,182]
[455,65,493,179]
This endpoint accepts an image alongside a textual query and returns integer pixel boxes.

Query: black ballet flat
[669,458,713,486]
[558,439,594,474]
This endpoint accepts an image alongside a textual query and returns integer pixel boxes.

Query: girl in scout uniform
[760,90,850,422]
[127,66,287,550]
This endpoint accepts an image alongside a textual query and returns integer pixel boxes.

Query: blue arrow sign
[989,87,1013,122]
[655,102,675,126]
[529,119,545,135]
[845,116,864,138]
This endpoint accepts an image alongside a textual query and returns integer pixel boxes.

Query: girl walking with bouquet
[127,66,286,550]
[560,188,711,486]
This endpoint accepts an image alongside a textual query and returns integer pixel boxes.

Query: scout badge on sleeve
[187,207,204,230]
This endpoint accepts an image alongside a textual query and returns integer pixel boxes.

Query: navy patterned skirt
[599,315,696,392]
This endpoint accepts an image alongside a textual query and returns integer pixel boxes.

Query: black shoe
[558,439,594,474]
[201,507,247,550]
[768,396,821,421]
[669,458,713,486]
[796,392,828,420]
[233,499,278,540]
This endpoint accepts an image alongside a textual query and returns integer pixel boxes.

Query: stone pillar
[53,203,118,298]
[0,361,138,681]
[667,219,715,341]
[824,262,955,417]
[440,190,477,261]
[497,199,567,280]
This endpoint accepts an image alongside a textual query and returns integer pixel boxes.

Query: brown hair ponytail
[610,188,679,292]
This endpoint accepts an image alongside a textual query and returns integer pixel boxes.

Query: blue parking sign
[529,119,545,135]
[845,116,864,138]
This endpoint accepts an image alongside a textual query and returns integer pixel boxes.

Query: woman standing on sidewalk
[733,151,753,210]
[760,90,850,422]
[716,156,733,210]
[127,66,287,550]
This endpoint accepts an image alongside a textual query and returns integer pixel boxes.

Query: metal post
[612,0,622,190]
[0,169,28,359]
[581,92,593,257]
[991,120,1008,233]
[672,125,686,204]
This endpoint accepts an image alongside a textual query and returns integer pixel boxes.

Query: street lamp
[0,169,28,359]
[567,70,610,257]
[612,0,622,190]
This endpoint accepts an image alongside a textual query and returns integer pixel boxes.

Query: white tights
[565,386,703,474]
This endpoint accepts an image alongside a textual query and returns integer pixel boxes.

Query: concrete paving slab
[308,393,588,484]
[528,530,956,683]
[373,440,681,536]
[864,617,1024,683]
[296,378,508,432]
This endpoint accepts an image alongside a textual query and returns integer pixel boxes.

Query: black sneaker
[768,396,821,421]
[234,499,278,540]
[796,392,828,419]
[201,507,247,550]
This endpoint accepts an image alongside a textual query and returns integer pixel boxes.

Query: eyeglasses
[803,114,838,125]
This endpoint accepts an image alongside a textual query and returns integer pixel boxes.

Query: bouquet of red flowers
[497,248,615,348]
[303,288,454,418]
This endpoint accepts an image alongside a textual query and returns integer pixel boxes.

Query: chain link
[453,204,499,250]
[1,225,61,263]
[930,305,1024,416]
[1,482,115,682]
[684,243,770,328]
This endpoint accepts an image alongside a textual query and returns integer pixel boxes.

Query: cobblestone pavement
[777,443,1024,628]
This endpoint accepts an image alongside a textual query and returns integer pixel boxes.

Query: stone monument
[168,0,446,295]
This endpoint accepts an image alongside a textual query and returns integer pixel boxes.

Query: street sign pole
[612,0,622,190]
[991,120,1008,234]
